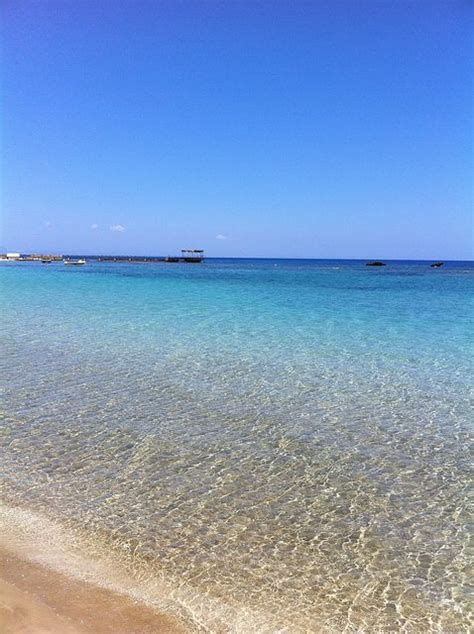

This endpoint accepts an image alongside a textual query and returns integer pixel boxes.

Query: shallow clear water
[0,259,472,632]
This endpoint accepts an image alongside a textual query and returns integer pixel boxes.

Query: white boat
[64,259,86,266]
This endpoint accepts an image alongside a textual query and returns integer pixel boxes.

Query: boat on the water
[64,259,86,266]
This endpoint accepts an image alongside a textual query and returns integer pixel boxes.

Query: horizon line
[3,252,473,263]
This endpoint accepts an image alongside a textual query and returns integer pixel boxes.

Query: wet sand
[0,551,185,634]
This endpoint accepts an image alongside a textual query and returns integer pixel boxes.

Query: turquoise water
[0,259,472,632]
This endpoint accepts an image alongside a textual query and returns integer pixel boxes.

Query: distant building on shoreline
[0,252,63,261]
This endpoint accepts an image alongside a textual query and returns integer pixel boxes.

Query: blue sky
[1,1,472,258]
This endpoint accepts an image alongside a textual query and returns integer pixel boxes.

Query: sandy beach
[0,550,185,634]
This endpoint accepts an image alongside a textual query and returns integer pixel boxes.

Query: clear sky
[1,1,472,259]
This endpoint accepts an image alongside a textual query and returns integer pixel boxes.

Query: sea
[0,258,472,632]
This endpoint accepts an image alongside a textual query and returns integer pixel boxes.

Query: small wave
[0,502,293,633]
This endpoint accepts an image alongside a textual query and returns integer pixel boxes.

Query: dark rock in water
[366,261,386,266]
[431,262,444,268]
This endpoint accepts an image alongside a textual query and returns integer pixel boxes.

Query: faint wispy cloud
[216,234,227,240]
[43,220,52,228]
[110,224,125,232]
[91,223,99,230]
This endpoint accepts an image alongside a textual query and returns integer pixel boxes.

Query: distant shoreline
[1,254,472,263]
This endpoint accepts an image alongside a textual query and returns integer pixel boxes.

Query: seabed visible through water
[0,258,472,632]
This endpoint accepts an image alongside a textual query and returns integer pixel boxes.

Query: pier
[1,250,205,264]
[97,250,204,263]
